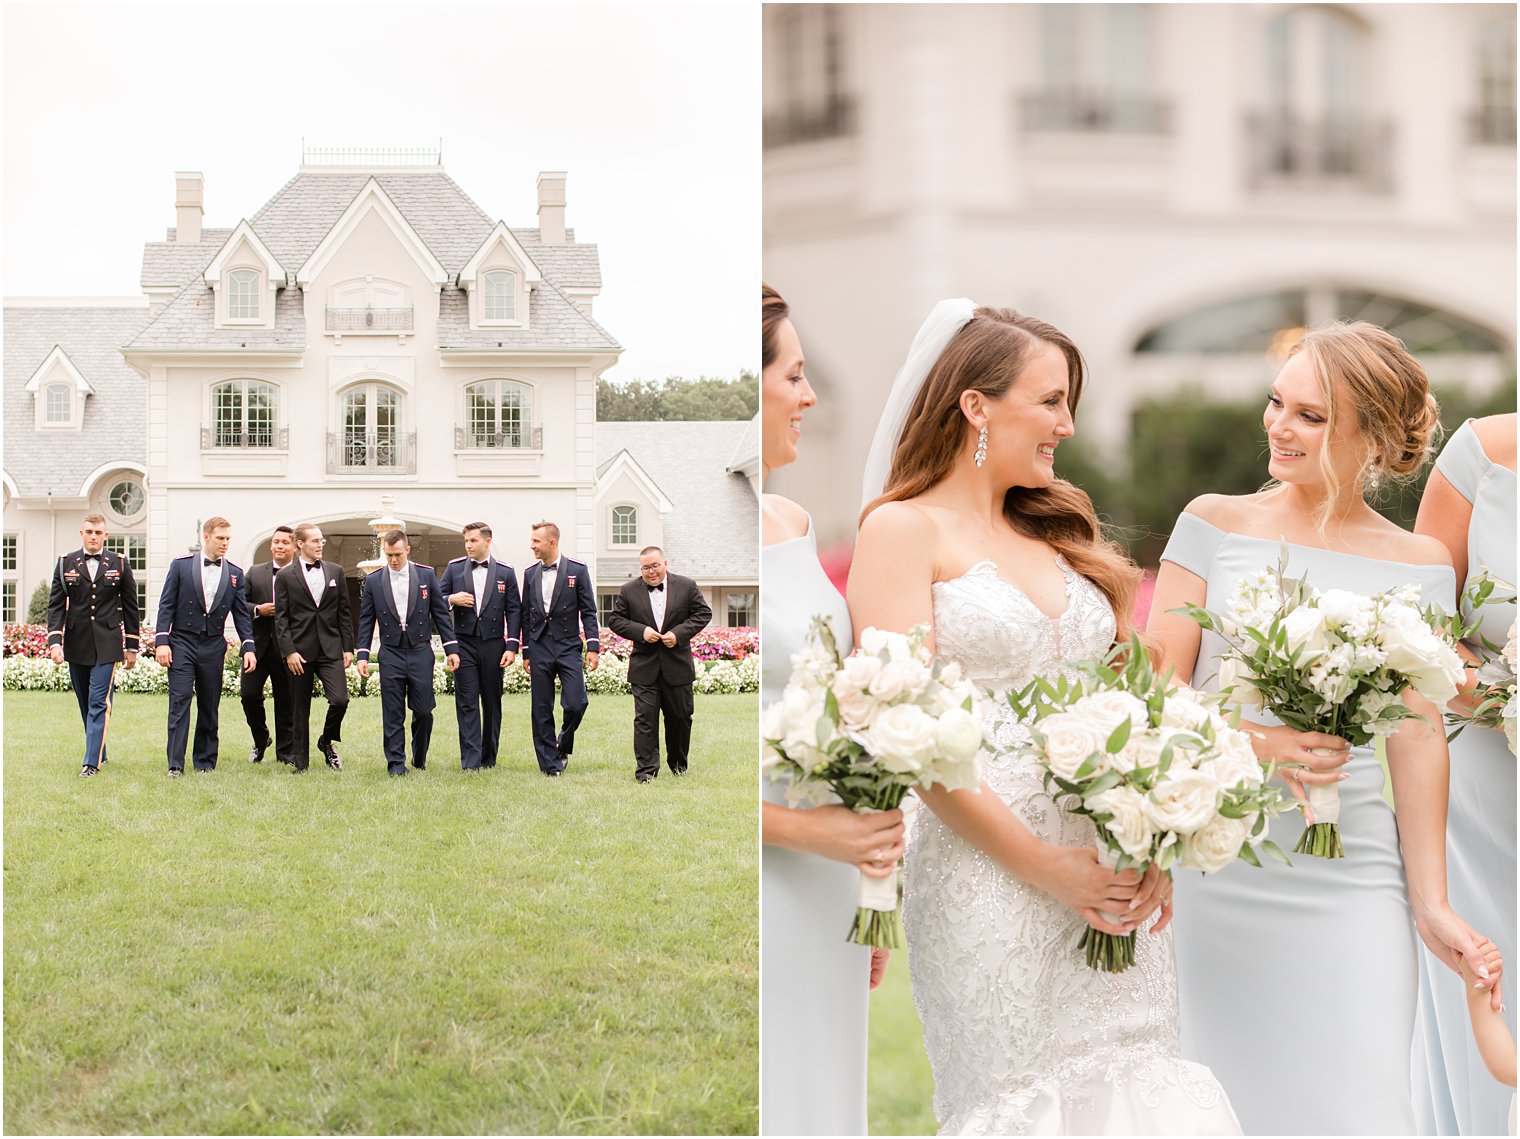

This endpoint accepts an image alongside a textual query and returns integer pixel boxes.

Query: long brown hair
[762,283,789,369]
[861,307,1144,640]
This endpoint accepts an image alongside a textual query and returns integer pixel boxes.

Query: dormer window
[44,383,72,424]
[484,271,516,321]
[228,269,261,319]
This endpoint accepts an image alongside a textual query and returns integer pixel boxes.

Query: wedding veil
[858,298,979,514]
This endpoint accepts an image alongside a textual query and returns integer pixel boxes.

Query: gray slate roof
[437,278,618,350]
[726,414,760,472]
[4,306,150,496]
[596,421,758,584]
[128,170,608,350]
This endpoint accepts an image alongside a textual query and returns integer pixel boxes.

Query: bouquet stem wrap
[1081,844,1137,973]
[1296,757,1345,859]
[846,790,909,948]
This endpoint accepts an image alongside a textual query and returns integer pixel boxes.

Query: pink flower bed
[597,626,757,661]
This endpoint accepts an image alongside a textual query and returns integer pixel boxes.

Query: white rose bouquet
[762,616,986,947]
[1008,636,1289,973]
[1174,545,1465,859]
[1447,571,1517,754]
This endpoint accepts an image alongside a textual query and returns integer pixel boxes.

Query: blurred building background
[762,3,1517,565]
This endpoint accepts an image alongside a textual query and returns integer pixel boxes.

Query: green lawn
[868,948,936,1136]
[4,691,758,1135]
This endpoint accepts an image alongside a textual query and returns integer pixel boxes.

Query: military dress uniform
[439,555,522,769]
[47,547,141,773]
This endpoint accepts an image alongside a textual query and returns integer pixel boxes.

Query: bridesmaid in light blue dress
[1147,323,1499,1136]
[1413,414,1518,1137]
[759,285,904,1135]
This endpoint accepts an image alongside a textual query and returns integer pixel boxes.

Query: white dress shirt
[540,561,558,613]
[303,560,326,605]
[201,558,223,612]
[85,555,100,581]
[390,565,410,626]
[648,581,667,632]
[471,560,489,610]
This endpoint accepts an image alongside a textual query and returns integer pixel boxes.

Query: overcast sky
[3,2,758,383]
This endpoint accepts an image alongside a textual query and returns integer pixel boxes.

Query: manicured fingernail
[1128,897,1140,910]
[1480,965,1492,979]
[1336,774,1350,781]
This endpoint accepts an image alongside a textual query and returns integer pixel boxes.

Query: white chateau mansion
[3,155,757,628]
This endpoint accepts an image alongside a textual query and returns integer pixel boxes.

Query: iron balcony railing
[326,431,417,474]
[1245,112,1393,193]
[202,426,289,450]
[325,306,414,333]
[1019,90,1171,134]
[763,95,857,149]
[454,425,543,450]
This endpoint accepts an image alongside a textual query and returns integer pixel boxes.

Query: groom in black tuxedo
[608,547,712,782]
[274,524,353,772]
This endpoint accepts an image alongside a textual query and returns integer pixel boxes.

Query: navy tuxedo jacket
[521,557,601,660]
[439,556,523,652]
[154,554,256,651]
[47,547,142,665]
[356,563,458,660]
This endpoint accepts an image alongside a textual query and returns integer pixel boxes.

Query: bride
[846,300,1240,1135]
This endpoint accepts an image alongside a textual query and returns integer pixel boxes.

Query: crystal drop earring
[974,424,988,469]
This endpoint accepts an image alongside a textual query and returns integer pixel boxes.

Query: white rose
[1071,690,1151,735]
[1038,712,1109,781]
[1087,786,1156,861]
[1216,656,1261,708]
[1178,813,1251,874]
[1200,728,1263,789]
[939,661,964,687]
[1144,768,1224,835]
[935,705,986,764]
[858,627,889,656]
[865,703,939,774]
[1282,606,1330,661]
[832,684,877,730]
[1114,728,1189,775]
[1378,605,1464,702]
[867,660,912,702]
[1160,694,1210,731]
[1317,588,1374,630]
[838,653,882,692]
[1503,694,1516,755]
[1504,622,1517,675]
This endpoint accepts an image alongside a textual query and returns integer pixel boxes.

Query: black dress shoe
[167,769,182,778]
[250,736,272,763]
[543,769,560,778]
[318,737,342,771]
[671,766,687,777]
[411,760,425,770]
[79,766,97,778]
[389,769,407,778]
[636,774,653,784]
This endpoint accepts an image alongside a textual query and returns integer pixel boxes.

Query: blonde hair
[1287,321,1442,529]
[861,307,1145,643]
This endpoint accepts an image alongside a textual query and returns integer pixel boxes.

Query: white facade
[5,158,622,623]
[763,4,1517,545]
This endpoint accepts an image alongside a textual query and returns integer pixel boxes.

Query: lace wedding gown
[903,559,1240,1136]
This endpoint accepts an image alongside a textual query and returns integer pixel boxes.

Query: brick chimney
[537,171,566,245]
[174,171,204,244]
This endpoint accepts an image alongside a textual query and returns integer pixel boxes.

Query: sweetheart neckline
[932,557,1077,625]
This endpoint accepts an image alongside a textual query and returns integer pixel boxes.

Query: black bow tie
[86,555,99,563]
[472,560,489,569]
[204,558,222,567]
[647,582,664,592]
[305,562,322,573]
[543,563,558,573]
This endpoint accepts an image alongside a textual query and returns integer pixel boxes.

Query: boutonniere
[231,575,239,587]
[420,585,429,599]
[497,581,506,593]
[568,575,577,587]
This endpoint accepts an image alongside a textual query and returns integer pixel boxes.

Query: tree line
[597,373,757,421]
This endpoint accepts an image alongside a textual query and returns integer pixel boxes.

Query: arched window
[44,383,71,423]
[611,505,638,546]
[228,269,261,319]
[341,384,402,469]
[465,380,534,448]
[108,480,145,521]
[1134,288,1508,356]
[212,380,279,447]
[483,270,516,321]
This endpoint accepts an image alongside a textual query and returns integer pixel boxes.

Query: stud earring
[1366,466,1381,491]
[974,425,988,469]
